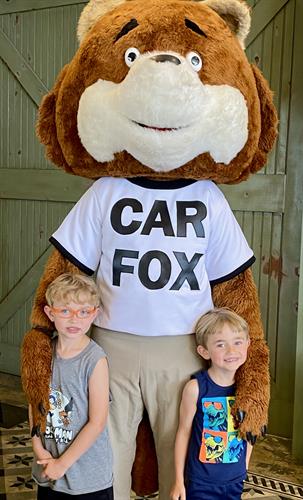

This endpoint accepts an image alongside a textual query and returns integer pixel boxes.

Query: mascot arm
[212,267,269,439]
[21,249,81,435]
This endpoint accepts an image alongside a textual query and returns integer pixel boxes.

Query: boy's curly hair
[45,273,101,307]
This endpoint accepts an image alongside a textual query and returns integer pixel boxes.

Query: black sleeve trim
[210,255,256,287]
[49,237,95,276]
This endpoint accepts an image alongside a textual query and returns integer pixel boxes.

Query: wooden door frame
[293,212,303,461]
[291,0,303,462]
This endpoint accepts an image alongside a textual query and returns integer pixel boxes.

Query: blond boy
[30,273,113,499]
[171,308,253,500]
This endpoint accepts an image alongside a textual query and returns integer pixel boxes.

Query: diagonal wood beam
[0,247,53,328]
[0,27,48,106]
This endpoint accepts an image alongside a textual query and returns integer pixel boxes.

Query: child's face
[44,301,99,340]
[197,323,250,373]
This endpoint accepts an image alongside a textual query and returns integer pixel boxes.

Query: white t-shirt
[51,178,254,336]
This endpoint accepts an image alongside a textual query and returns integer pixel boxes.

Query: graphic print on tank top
[45,387,74,444]
[199,396,244,464]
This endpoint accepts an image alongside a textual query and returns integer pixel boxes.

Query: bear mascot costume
[21,0,278,498]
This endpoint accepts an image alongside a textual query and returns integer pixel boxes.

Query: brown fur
[22,0,278,495]
[21,250,81,432]
[36,0,277,183]
[131,411,159,495]
[212,268,270,435]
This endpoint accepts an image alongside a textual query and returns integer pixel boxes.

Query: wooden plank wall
[0,0,302,445]
[0,1,87,374]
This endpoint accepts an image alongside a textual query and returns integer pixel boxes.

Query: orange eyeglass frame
[49,306,97,319]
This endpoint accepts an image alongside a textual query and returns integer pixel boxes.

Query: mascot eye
[125,47,141,67]
[186,51,202,72]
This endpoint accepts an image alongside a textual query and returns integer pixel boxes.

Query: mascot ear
[250,64,278,174]
[36,64,71,172]
[77,0,127,43]
[203,0,251,49]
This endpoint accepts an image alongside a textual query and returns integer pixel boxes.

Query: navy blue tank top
[186,370,247,485]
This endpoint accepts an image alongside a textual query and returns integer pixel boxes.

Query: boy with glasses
[29,273,113,499]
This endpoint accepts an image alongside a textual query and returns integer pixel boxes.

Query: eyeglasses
[50,307,97,319]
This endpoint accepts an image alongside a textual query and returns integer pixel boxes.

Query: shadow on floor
[0,402,28,429]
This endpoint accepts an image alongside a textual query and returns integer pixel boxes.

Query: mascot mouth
[135,120,182,132]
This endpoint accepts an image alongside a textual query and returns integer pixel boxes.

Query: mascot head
[37,0,277,183]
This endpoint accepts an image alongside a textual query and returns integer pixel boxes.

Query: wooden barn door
[0,0,91,375]
[0,0,302,442]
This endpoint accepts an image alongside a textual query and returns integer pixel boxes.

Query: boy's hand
[37,458,67,480]
[170,482,186,500]
[35,449,53,462]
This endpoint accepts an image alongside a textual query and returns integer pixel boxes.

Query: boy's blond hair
[45,273,101,307]
[195,307,249,348]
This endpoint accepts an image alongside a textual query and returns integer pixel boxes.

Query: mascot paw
[30,399,49,435]
[245,425,267,445]
[233,401,268,442]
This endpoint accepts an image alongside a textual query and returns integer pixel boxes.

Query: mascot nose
[151,54,181,65]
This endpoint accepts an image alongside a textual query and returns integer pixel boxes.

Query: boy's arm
[170,379,198,500]
[246,442,253,469]
[38,357,109,480]
[29,404,52,460]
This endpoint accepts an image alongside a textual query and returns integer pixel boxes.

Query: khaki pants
[91,327,202,500]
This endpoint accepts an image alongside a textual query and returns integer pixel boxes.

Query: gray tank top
[32,339,113,495]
